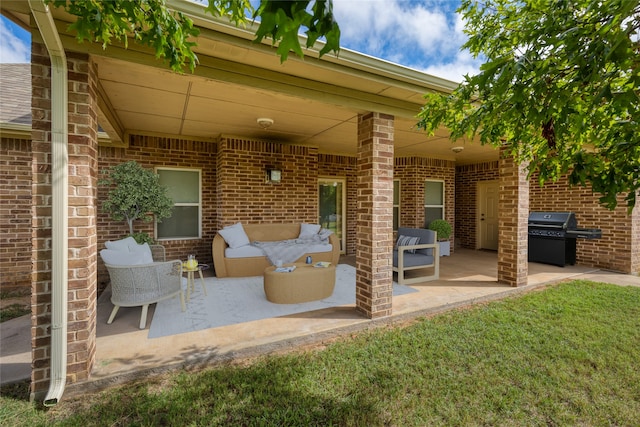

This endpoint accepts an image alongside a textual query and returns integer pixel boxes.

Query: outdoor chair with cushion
[100,237,186,329]
[393,227,440,285]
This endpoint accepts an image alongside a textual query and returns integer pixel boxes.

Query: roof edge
[165,0,459,94]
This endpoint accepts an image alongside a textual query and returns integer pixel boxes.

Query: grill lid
[528,212,577,229]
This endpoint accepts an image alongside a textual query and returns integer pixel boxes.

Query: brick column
[497,146,528,286]
[632,205,640,275]
[31,44,98,397]
[355,112,394,318]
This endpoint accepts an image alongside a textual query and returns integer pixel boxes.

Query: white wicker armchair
[101,241,186,329]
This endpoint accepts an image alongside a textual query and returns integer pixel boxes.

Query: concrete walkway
[2,249,638,398]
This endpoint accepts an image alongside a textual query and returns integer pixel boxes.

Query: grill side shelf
[565,229,602,239]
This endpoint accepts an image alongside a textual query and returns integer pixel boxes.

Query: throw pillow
[299,223,321,239]
[395,235,420,254]
[318,228,333,241]
[218,222,250,249]
[104,236,137,252]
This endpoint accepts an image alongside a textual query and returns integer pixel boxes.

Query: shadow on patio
[0,248,620,396]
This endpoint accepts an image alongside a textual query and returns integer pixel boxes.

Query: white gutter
[28,0,68,406]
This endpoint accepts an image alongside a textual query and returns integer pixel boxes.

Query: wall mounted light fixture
[266,168,281,183]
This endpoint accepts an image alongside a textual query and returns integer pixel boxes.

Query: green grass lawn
[2,280,639,426]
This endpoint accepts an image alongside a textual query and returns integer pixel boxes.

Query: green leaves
[253,0,340,61]
[418,0,640,209]
[49,0,201,72]
[47,0,340,71]
[99,161,173,235]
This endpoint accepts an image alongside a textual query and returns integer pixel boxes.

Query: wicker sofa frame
[212,223,340,278]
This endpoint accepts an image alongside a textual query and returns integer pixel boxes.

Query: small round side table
[183,263,209,301]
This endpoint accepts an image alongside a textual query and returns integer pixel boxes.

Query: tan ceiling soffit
[95,80,124,142]
[53,29,426,119]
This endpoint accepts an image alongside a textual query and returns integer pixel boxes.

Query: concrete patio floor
[2,248,639,398]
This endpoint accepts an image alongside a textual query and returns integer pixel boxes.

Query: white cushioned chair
[100,237,186,329]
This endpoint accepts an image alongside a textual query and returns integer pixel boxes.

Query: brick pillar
[632,205,640,275]
[497,146,528,286]
[355,112,394,318]
[31,44,98,397]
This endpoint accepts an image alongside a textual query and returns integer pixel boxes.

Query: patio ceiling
[3,0,500,164]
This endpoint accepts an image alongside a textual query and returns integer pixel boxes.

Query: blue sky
[0,0,478,82]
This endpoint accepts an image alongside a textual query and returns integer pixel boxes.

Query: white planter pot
[438,240,450,257]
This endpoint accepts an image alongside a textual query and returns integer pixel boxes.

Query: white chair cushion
[129,242,154,264]
[218,222,250,249]
[105,236,137,252]
[100,249,148,266]
[299,223,321,239]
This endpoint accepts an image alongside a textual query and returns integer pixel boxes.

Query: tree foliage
[99,161,173,237]
[47,0,340,71]
[418,0,640,210]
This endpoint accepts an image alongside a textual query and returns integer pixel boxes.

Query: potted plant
[428,219,452,256]
[99,161,173,244]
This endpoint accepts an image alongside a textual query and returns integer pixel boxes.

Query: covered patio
[5,248,630,396]
[1,0,637,404]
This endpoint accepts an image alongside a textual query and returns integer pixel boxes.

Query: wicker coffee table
[263,263,336,304]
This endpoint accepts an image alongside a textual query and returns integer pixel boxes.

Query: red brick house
[1,1,638,403]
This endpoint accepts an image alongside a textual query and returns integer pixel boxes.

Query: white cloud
[421,51,482,83]
[0,18,30,63]
[332,0,479,82]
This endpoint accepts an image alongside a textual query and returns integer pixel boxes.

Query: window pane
[424,208,443,228]
[393,180,400,231]
[393,181,400,204]
[157,206,199,238]
[159,170,199,203]
[393,207,399,230]
[424,181,443,205]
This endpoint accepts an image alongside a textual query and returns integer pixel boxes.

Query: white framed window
[424,179,444,228]
[393,179,400,231]
[155,168,201,240]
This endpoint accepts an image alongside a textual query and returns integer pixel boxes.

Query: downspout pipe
[28,0,68,406]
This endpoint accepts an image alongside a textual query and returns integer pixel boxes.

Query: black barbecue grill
[528,212,602,267]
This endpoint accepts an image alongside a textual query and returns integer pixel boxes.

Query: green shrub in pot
[428,219,452,241]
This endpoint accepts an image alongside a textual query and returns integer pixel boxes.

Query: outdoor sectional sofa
[212,222,340,277]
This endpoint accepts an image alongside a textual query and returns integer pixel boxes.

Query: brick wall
[0,137,32,294]
[529,172,637,273]
[66,53,99,385]
[394,157,456,247]
[497,148,529,286]
[355,113,394,319]
[456,160,638,274]
[30,47,99,394]
[455,161,499,249]
[216,136,319,227]
[632,206,640,274]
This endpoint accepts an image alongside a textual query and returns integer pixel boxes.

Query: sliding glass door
[318,178,346,253]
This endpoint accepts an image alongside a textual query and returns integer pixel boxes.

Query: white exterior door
[478,181,499,250]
